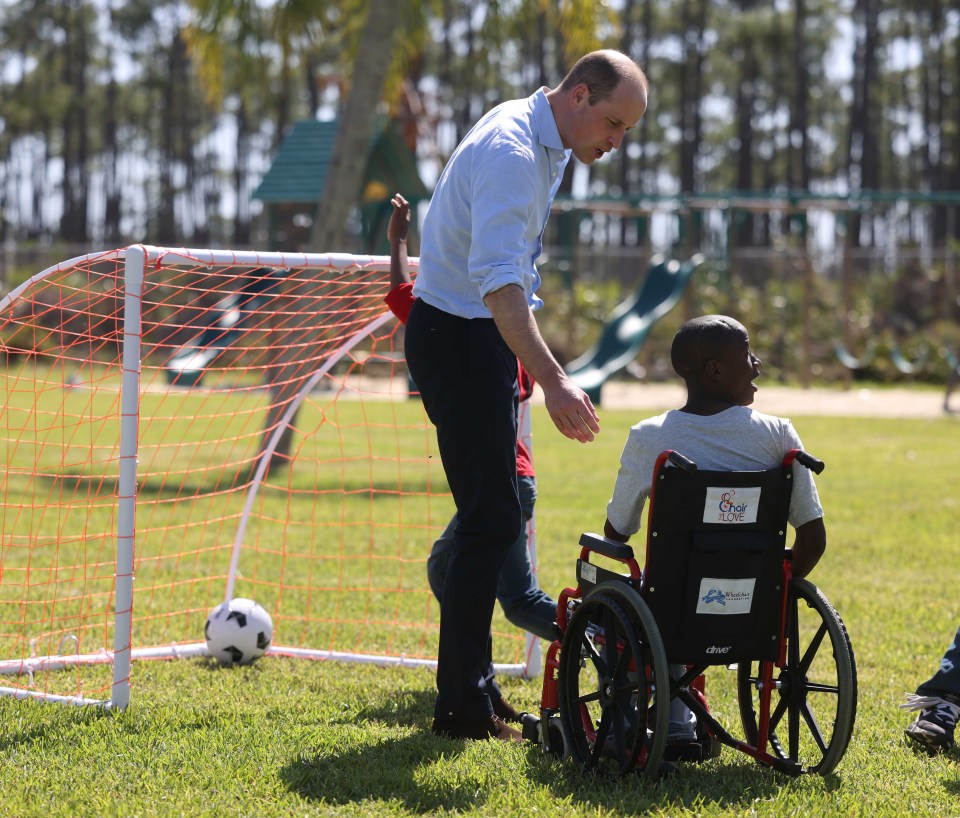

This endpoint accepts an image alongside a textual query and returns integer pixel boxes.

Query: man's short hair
[671,315,747,377]
[558,50,648,104]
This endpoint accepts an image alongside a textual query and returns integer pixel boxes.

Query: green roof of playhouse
[252,119,429,205]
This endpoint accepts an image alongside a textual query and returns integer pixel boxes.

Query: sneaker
[663,739,704,763]
[901,693,960,753]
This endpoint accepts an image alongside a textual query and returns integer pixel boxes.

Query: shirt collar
[533,87,566,153]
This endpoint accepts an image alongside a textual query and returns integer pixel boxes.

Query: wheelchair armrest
[579,532,635,561]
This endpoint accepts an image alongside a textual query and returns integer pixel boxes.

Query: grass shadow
[36,468,440,501]
[281,718,825,815]
[0,701,116,752]
[530,755,797,814]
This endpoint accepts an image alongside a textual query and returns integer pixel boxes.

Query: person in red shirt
[387,194,558,652]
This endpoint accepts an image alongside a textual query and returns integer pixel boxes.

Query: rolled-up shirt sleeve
[468,144,540,301]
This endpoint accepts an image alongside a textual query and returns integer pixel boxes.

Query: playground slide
[165,268,282,386]
[890,344,928,375]
[833,342,928,375]
[833,342,876,371]
[566,254,704,404]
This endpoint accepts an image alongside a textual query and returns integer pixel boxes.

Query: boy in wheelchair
[602,314,827,762]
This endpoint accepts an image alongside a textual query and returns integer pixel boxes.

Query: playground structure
[3,190,959,393]
[545,191,960,390]
[565,255,703,404]
[164,267,285,386]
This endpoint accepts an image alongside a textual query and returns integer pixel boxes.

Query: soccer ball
[204,598,274,665]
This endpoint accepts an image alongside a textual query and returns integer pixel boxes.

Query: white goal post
[0,245,542,709]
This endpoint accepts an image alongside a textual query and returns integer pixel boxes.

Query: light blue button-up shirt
[413,88,571,319]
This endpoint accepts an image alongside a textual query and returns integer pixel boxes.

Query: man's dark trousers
[405,297,522,724]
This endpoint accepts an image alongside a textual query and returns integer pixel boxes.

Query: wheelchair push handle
[666,450,697,473]
[790,449,825,474]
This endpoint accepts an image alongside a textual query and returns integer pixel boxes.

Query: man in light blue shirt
[405,50,649,742]
[414,89,569,319]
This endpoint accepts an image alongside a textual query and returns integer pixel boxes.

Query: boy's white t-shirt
[606,406,824,538]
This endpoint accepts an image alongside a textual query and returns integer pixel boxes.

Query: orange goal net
[0,246,539,708]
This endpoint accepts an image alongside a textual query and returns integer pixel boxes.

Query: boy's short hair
[671,315,747,377]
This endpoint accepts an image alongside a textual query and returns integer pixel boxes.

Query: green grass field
[2,402,960,817]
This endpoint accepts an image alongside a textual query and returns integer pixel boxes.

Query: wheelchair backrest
[642,453,793,665]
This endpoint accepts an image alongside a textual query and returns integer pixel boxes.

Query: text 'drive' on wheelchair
[525,449,856,779]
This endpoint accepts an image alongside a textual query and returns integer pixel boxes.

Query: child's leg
[668,663,697,740]
[902,625,960,752]
[915,626,960,700]
[495,476,559,642]
[427,515,458,604]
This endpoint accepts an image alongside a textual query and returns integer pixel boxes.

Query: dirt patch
[536,381,953,420]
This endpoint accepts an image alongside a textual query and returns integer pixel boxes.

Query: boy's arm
[603,518,630,543]
[388,193,411,289]
[384,193,414,323]
[789,517,826,578]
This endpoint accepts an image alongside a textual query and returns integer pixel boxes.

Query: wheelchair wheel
[557,582,669,778]
[737,578,857,775]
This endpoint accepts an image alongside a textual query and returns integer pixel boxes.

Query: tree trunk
[264,0,405,465]
[789,0,810,191]
[157,31,180,245]
[103,75,122,245]
[59,0,90,243]
[847,0,880,247]
[734,21,757,247]
[308,0,404,253]
[233,97,252,246]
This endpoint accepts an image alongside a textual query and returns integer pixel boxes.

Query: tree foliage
[0,0,958,252]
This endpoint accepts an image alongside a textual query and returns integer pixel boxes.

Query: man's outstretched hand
[541,377,599,443]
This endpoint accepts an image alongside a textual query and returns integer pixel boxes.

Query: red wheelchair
[523,449,856,779]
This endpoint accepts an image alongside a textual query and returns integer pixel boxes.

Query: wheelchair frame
[529,449,857,779]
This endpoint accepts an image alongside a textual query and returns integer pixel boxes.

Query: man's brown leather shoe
[491,696,524,724]
[432,714,524,743]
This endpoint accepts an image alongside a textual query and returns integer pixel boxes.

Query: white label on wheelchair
[581,562,597,584]
[696,578,756,615]
[703,486,761,524]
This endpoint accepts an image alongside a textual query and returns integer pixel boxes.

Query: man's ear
[572,83,589,107]
[703,358,722,381]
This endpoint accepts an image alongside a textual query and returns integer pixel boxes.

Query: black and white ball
[204,598,273,665]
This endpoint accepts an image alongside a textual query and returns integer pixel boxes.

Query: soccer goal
[0,245,542,709]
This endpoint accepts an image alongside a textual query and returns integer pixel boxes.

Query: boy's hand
[388,194,410,244]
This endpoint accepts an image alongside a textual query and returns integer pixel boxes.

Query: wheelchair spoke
[798,622,828,676]
[558,586,669,779]
[590,711,612,768]
[610,701,630,760]
[580,631,606,676]
[602,608,620,680]
[787,596,800,667]
[768,692,788,734]
[799,701,830,755]
[789,694,800,759]
[739,578,857,775]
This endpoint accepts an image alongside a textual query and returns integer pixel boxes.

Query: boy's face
[714,331,761,406]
